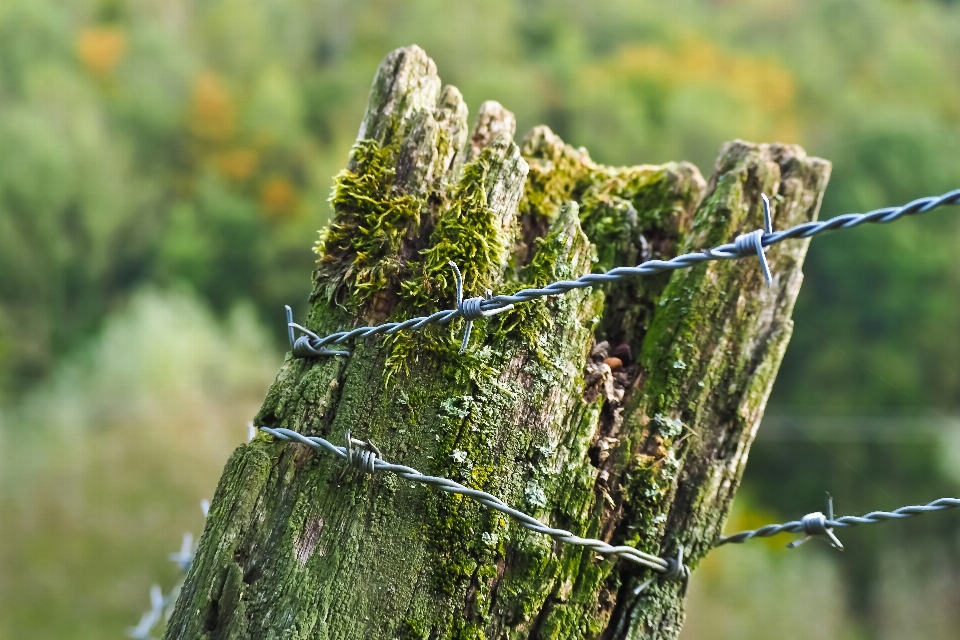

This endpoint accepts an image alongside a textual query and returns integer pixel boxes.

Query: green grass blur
[0,289,279,638]
[0,0,959,638]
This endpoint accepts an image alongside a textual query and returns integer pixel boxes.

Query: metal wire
[128,502,206,640]
[259,426,679,575]
[449,261,514,352]
[127,585,169,640]
[288,189,960,357]
[718,497,960,547]
[252,191,960,598]
[257,423,960,596]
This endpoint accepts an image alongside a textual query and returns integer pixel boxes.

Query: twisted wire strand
[290,189,960,357]
[718,497,960,546]
[127,585,168,640]
[259,426,673,573]
[128,504,205,639]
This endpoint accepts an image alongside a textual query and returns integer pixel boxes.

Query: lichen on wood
[164,45,830,640]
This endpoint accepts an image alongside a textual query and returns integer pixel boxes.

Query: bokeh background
[1,0,959,638]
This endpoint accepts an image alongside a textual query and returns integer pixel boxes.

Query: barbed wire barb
[732,192,774,285]
[633,545,691,597]
[169,532,195,570]
[449,261,514,353]
[786,493,843,550]
[129,498,210,638]
[126,585,165,640]
[718,496,960,546]
[286,305,350,358]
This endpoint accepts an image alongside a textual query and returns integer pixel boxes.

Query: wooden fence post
[165,45,829,640]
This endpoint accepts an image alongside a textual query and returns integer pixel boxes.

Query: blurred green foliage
[1,0,959,638]
[0,289,279,639]
[2,0,959,408]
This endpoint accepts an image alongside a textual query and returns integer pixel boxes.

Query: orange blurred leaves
[77,28,126,77]
[260,176,298,219]
[583,35,799,143]
[190,73,236,142]
[215,149,259,180]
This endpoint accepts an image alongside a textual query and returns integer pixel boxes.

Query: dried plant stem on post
[165,46,829,640]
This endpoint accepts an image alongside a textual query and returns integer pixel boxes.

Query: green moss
[618,161,768,555]
[394,263,603,633]
[383,145,515,378]
[638,173,746,412]
[401,147,510,309]
[578,196,638,272]
[422,389,510,601]
[446,618,487,640]
[495,202,590,350]
[537,602,608,640]
[398,618,429,640]
[180,103,820,638]
[592,165,691,227]
[315,138,423,309]
[382,131,705,637]
[518,127,596,225]
[577,166,681,271]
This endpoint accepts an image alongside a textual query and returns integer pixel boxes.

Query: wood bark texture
[165,46,831,640]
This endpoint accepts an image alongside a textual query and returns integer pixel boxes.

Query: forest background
[1,0,959,638]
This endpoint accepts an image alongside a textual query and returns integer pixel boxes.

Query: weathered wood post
[166,46,829,640]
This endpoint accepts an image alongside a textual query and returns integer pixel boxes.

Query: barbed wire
[259,424,960,593]
[166,188,960,616]
[258,426,687,587]
[127,500,208,640]
[718,495,960,548]
[287,189,960,357]
[254,423,960,601]
[127,584,170,640]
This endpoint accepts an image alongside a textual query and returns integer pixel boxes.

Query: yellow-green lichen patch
[587,163,699,231]
[637,175,750,413]
[401,206,601,633]
[398,618,430,640]
[577,165,689,270]
[577,196,639,273]
[422,389,515,602]
[315,138,423,309]
[516,127,705,356]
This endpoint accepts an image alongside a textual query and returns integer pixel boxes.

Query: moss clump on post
[316,139,423,308]
[165,45,829,640]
